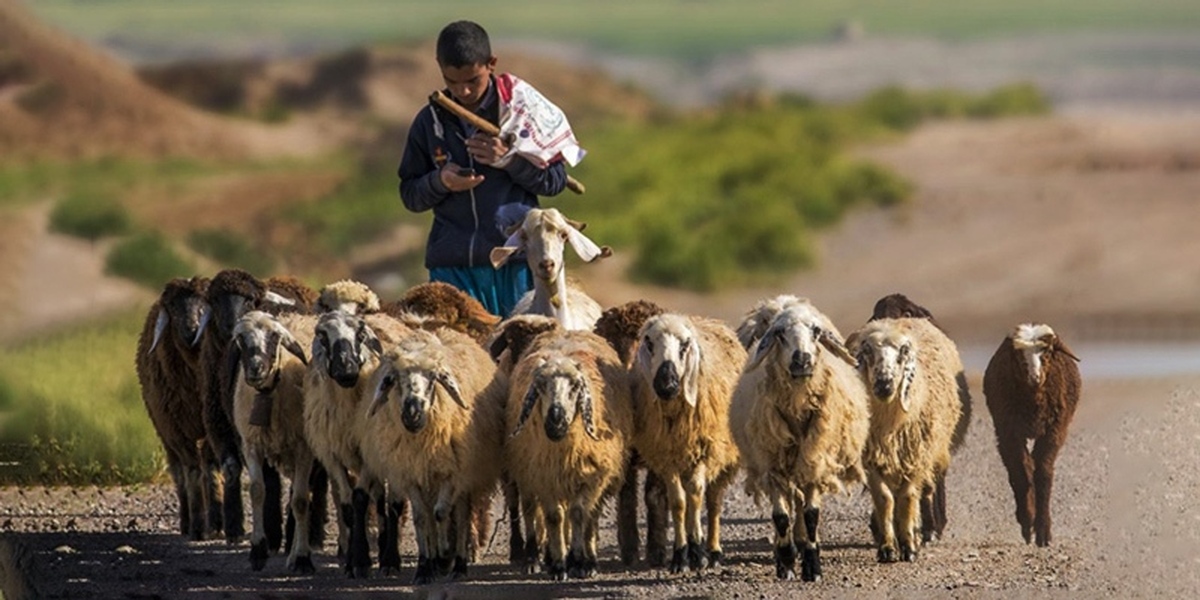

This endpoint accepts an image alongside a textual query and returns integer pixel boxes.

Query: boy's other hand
[465,133,511,166]
[440,163,484,191]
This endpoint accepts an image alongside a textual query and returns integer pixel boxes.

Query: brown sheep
[135,276,220,540]
[982,323,1081,547]
[868,292,971,541]
[383,281,501,347]
[593,300,670,568]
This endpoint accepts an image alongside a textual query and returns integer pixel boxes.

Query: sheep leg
[896,484,920,562]
[307,460,330,549]
[1032,436,1061,547]
[376,491,404,576]
[616,456,641,566]
[246,453,270,571]
[769,488,797,580]
[410,491,437,585]
[184,463,209,541]
[347,487,372,578]
[799,486,822,582]
[544,502,568,581]
[704,476,729,567]
[433,486,456,576]
[922,470,948,543]
[684,467,709,571]
[644,470,670,568]
[469,490,490,562]
[996,433,1036,543]
[164,452,188,536]
[503,477,525,564]
[567,500,596,579]
[286,453,315,574]
[200,445,223,537]
[263,464,284,552]
[451,497,472,579]
[520,498,545,574]
[868,472,897,563]
[323,466,352,561]
[666,474,689,574]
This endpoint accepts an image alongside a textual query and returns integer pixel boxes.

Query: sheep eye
[810,325,822,338]
[643,338,654,354]
[679,339,690,353]
[898,344,910,358]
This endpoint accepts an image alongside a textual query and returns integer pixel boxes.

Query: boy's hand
[440,163,484,191]
[466,133,512,167]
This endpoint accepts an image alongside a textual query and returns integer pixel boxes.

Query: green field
[28,0,1200,61]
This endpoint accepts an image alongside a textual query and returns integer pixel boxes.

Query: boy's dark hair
[436,21,492,68]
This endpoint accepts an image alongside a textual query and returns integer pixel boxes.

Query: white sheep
[505,329,633,580]
[363,327,507,584]
[303,310,409,578]
[847,317,963,563]
[983,323,1081,547]
[229,311,318,573]
[630,313,744,573]
[490,206,611,329]
[730,298,869,581]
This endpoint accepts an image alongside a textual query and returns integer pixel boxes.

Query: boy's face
[441,57,496,110]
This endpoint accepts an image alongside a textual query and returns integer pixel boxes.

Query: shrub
[968,82,1050,118]
[186,228,274,275]
[105,232,194,288]
[49,191,134,242]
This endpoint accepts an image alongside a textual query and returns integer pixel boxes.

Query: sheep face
[229,311,308,392]
[636,314,700,405]
[748,304,856,381]
[312,311,383,389]
[855,327,917,411]
[513,356,597,442]
[368,336,465,433]
[152,278,210,352]
[490,208,609,277]
[1011,323,1077,388]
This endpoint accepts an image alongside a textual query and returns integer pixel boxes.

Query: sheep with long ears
[490,205,612,329]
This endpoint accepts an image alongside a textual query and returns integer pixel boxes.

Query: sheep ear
[565,227,610,263]
[435,370,466,409]
[149,310,169,354]
[510,381,539,438]
[490,230,525,268]
[225,339,243,392]
[682,341,701,408]
[193,306,212,347]
[311,333,328,372]
[746,329,777,372]
[359,322,383,357]
[263,291,297,308]
[1055,338,1081,362]
[282,333,308,366]
[574,378,599,440]
[818,330,857,367]
[367,370,395,417]
[488,332,510,363]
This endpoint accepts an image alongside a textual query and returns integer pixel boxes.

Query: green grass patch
[49,191,135,242]
[105,232,195,288]
[285,165,420,255]
[186,228,275,275]
[0,310,163,485]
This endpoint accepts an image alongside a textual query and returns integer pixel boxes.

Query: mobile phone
[457,167,477,177]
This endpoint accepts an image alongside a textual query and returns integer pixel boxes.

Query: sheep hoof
[547,562,568,582]
[378,564,402,578]
[877,546,896,563]
[434,555,454,576]
[249,539,269,571]
[900,545,917,562]
[802,546,823,582]
[774,542,797,579]
[509,538,527,564]
[669,548,687,574]
[708,550,723,568]
[451,556,468,580]
[687,543,709,571]
[566,549,596,579]
[413,558,436,585]
[288,554,315,575]
[646,542,669,568]
[524,560,542,575]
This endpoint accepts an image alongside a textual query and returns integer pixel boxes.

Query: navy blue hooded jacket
[398,78,568,269]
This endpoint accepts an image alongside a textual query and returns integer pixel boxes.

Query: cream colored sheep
[630,313,744,573]
[230,311,318,573]
[490,206,611,328]
[730,298,869,581]
[317,279,381,315]
[848,317,963,563]
[363,327,507,584]
[506,329,633,580]
[304,310,409,578]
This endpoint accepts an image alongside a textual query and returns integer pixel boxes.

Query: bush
[49,192,134,242]
[105,232,194,288]
[968,82,1050,118]
[186,228,274,275]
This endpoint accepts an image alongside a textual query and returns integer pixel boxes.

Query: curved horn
[192,305,212,347]
[1055,337,1081,362]
[367,368,395,418]
[574,377,599,440]
[263,291,297,307]
[435,370,466,409]
[818,329,858,367]
[225,338,244,394]
[745,328,778,372]
[563,217,587,232]
[274,322,308,366]
[148,309,169,354]
[510,381,540,438]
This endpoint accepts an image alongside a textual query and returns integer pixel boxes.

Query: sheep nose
[538,259,556,277]
[401,397,426,433]
[544,404,569,441]
[653,362,680,400]
[246,356,270,383]
[789,350,814,379]
[874,378,894,399]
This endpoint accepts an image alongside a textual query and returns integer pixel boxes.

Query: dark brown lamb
[383,281,501,347]
[983,323,1081,547]
[135,276,220,540]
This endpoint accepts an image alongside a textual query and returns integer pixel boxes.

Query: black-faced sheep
[848,317,963,563]
[982,323,1081,547]
[592,300,671,568]
[730,297,869,581]
[505,329,633,580]
[490,206,612,328]
[868,292,972,542]
[304,309,408,577]
[135,276,220,540]
[229,310,318,573]
[631,313,745,573]
[363,327,507,584]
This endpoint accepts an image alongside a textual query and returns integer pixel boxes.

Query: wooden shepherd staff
[430,90,586,195]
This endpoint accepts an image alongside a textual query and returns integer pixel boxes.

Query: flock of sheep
[134,206,1083,584]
